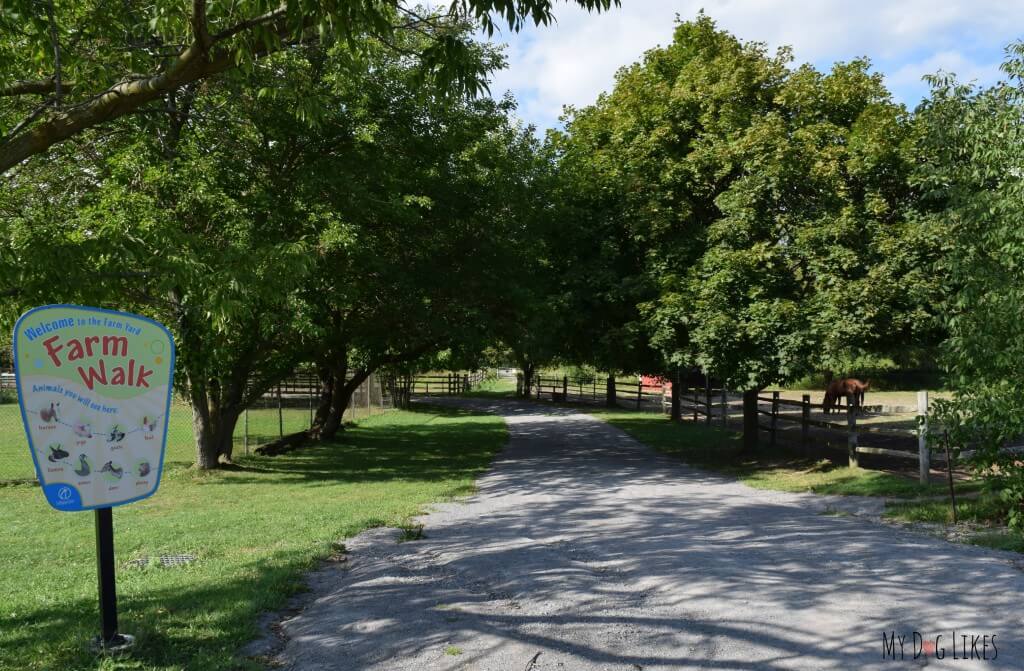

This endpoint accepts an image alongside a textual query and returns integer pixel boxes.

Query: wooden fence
[522,374,731,426]
[407,371,486,395]
[526,374,667,409]
[757,390,934,483]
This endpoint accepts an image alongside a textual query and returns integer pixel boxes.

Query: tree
[555,16,942,395]
[0,0,618,175]
[915,45,1024,529]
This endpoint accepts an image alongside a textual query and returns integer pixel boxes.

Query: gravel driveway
[261,398,1024,670]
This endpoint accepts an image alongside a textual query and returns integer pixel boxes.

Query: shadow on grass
[597,414,957,499]
[0,547,330,671]
[193,404,506,487]
[0,404,508,671]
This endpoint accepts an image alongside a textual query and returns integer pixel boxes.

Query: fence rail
[756,390,935,483]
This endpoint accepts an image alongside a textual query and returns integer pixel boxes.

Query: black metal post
[95,507,119,644]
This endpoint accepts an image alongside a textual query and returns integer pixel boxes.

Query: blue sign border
[12,304,177,511]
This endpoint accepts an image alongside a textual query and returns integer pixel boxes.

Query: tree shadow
[262,398,1024,669]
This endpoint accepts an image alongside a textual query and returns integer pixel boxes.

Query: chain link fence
[0,370,391,483]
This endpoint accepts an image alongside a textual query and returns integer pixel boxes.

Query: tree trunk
[743,389,760,453]
[191,392,242,468]
[321,368,373,440]
[519,361,535,398]
[606,374,616,408]
[308,364,335,439]
[670,372,681,422]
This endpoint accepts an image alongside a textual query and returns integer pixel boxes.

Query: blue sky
[481,0,1024,130]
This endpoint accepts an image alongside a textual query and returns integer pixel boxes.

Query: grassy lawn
[0,400,334,481]
[589,410,970,498]
[0,405,505,671]
[462,377,518,399]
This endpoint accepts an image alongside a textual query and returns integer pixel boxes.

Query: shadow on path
[267,397,1023,670]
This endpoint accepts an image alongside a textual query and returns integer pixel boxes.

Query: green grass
[883,493,1024,552]
[0,400,343,481]
[462,377,517,399]
[589,410,968,498]
[0,405,505,671]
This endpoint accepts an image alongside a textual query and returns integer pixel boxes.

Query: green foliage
[917,43,1024,530]
[552,15,944,388]
[0,1,619,173]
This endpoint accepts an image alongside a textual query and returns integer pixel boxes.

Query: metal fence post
[277,385,283,438]
[770,391,779,448]
[847,404,858,468]
[801,393,810,455]
[918,390,930,485]
[705,384,713,426]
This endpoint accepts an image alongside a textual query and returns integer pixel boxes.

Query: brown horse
[822,378,870,414]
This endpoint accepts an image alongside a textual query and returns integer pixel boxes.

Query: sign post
[13,304,175,651]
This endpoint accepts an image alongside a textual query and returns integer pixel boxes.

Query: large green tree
[915,45,1024,528]
[554,16,943,394]
[0,0,618,174]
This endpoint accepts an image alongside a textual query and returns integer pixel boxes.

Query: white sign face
[13,305,176,511]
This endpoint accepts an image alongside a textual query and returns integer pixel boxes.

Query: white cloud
[485,0,1024,128]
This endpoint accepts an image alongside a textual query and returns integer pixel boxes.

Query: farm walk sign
[13,304,176,651]
[14,304,175,511]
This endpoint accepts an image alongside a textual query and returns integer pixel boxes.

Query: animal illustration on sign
[100,461,124,479]
[73,421,92,438]
[107,425,125,443]
[47,444,69,462]
[74,454,91,476]
[40,402,60,422]
[138,461,151,477]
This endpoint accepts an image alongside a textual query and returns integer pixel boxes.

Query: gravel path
[262,398,1024,670]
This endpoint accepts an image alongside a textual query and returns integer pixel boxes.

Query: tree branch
[0,7,299,175]
[44,1,64,107]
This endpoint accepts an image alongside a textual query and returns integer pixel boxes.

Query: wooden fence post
[720,388,728,429]
[635,379,643,410]
[847,404,858,468]
[277,384,283,438]
[770,391,779,448]
[244,407,249,456]
[605,375,616,408]
[692,386,699,422]
[563,375,568,402]
[536,374,541,400]
[801,393,810,455]
[918,390,930,485]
